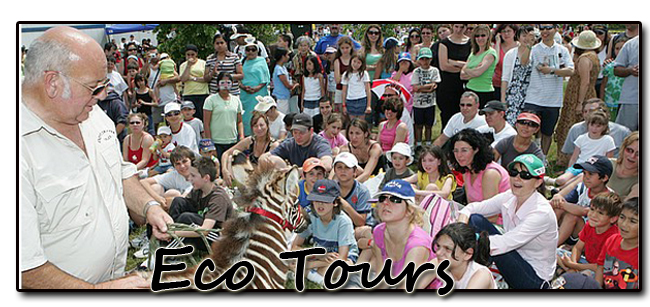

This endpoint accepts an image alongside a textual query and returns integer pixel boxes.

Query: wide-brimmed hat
[386,142,413,165]
[254,96,277,113]
[572,30,601,50]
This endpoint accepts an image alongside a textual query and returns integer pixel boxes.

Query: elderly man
[433,91,487,147]
[264,113,333,171]
[313,24,361,55]
[20,26,172,289]
[477,100,517,147]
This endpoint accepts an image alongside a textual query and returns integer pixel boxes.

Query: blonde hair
[616,131,639,165]
[375,198,424,227]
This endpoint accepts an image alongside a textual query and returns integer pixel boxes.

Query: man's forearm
[123,175,156,218]
[22,262,94,289]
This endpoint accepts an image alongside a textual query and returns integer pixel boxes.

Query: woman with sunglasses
[494,112,545,169]
[458,154,558,289]
[438,24,471,129]
[122,113,158,173]
[412,24,435,65]
[361,25,384,126]
[461,25,498,107]
[404,28,421,59]
[368,179,437,289]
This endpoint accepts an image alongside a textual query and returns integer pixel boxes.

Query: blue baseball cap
[199,138,216,152]
[307,179,341,203]
[573,155,613,178]
[370,179,416,203]
[397,52,412,63]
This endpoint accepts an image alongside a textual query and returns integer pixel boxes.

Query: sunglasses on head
[166,111,180,117]
[517,120,540,128]
[508,168,539,180]
[368,30,380,35]
[378,195,404,204]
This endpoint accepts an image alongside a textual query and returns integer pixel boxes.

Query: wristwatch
[143,200,162,218]
[550,69,556,75]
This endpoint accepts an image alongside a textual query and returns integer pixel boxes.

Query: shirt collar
[21,101,61,138]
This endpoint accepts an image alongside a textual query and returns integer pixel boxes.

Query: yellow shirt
[179,59,209,95]
[417,172,457,200]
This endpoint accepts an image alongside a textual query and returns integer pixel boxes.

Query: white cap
[164,102,181,114]
[159,53,170,60]
[333,152,359,169]
[386,142,413,165]
[254,96,278,113]
[157,126,172,135]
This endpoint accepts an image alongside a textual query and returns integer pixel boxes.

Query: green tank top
[365,53,383,82]
[466,48,498,92]
[607,159,638,199]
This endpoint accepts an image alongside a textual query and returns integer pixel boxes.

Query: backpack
[419,193,461,238]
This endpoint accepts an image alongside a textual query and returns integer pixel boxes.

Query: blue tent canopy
[105,24,159,35]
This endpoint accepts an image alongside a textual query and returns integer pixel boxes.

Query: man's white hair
[23,37,80,87]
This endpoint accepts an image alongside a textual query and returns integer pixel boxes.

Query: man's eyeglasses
[378,195,404,204]
[508,168,539,180]
[49,71,110,97]
[625,147,639,158]
[165,111,181,117]
[517,120,540,128]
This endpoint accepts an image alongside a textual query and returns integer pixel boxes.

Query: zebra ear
[284,167,301,197]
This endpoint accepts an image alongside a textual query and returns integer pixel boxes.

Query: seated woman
[607,132,639,200]
[378,97,409,153]
[447,128,510,205]
[221,112,279,186]
[122,113,157,174]
[338,118,386,183]
[494,112,545,168]
[458,154,558,289]
[433,223,496,289]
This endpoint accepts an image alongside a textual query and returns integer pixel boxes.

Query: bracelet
[143,200,161,219]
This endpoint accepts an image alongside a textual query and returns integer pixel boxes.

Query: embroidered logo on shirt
[97,129,116,143]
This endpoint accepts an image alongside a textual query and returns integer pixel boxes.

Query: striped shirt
[206,52,241,95]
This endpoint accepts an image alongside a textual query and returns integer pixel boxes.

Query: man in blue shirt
[314,24,361,55]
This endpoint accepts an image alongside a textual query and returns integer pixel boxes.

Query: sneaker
[130,233,149,249]
[307,269,324,286]
[134,245,150,259]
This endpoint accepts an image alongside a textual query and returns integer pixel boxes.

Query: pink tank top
[464,162,510,203]
[373,223,435,277]
[379,120,409,152]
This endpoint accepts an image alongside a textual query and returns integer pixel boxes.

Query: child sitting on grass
[556,193,622,277]
[297,157,327,210]
[596,197,638,289]
[405,145,457,202]
[550,155,614,247]
[379,142,415,190]
[168,156,234,252]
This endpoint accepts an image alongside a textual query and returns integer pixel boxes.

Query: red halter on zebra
[149,157,309,290]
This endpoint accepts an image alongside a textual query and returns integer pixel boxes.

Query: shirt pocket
[35,174,93,233]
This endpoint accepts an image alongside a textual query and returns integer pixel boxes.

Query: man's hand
[147,205,173,241]
[94,274,150,289]
[537,64,554,75]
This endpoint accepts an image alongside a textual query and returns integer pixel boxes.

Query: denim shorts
[346,97,367,116]
[304,99,320,110]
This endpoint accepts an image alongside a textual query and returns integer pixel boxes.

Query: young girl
[391,52,416,114]
[272,47,299,114]
[600,37,628,120]
[301,55,326,116]
[318,113,348,155]
[291,179,359,285]
[550,110,616,187]
[405,145,457,201]
[379,142,415,189]
[374,37,399,80]
[324,47,337,105]
[341,54,371,120]
[433,223,496,289]
[133,73,158,134]
[150,126,175,176]
[333,36,355,113]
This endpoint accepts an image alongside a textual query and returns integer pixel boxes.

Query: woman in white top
[458,154,558,289]
[433,223,496,289]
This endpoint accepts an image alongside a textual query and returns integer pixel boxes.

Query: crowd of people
[21,23,639,291]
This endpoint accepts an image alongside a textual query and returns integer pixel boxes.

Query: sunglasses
[128,48,137,51]
[368,30,380,35]
[53,71,110,97]
[378,195,404,204]
[508,168,539,180]
[410,34,421,38]
[539,26,554,30]
[517,120,540,128]
[165,111,181,117]
[475,34,487,38]
[245,48,257,52]
[595,30,606,35]
[421,32,432,35]
[625,147,639,158]
[129,121,142,125]
[459,103,474,107]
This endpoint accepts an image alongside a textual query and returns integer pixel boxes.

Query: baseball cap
[479,100,507,115]
[181,100,195,109]
[303,157,326,173]
[516,112,541,125]
[157,126,172,136]
[573,155,613,178]
[397,52,412,63]
[164,102,181,115]
[386,142,413,165]
[254,96,278,113]
[370,179,416,203]
[507,154,546,178]
[417,47,432,60]
[333,152,359,169]
[292,113,313,132]
[199,138,216,152]
[325,46,337,54]
[552,272,601,289]
[307,179,341,203]
[159,53,170,60]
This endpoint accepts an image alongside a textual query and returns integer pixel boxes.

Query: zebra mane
[234,158,285,210]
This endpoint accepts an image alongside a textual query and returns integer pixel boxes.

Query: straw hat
[571,30,601,50]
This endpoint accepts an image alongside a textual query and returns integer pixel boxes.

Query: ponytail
[474,231,491,266]
[434,223,491,266]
